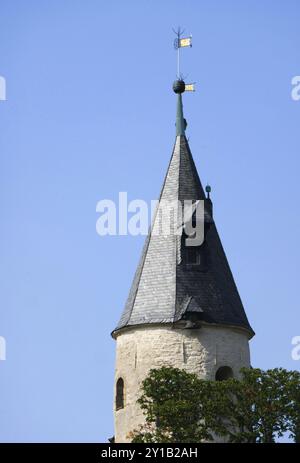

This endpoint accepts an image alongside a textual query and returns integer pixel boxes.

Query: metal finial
[173,79,185,94]
[173,27,192,79]
[172,28,194,137]
[205,184,211,199]
[172,29,195,94]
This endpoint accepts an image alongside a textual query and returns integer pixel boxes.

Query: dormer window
[184,241,207,270]
[186,246,201,265]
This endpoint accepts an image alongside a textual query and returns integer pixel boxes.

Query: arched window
[116,377,124,410]
[215,366,233,381]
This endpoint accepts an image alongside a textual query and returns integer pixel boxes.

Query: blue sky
[0,0,299,442]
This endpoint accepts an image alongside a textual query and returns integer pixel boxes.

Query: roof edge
[111,320,255,340]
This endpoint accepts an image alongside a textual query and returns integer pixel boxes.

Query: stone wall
[113,323,251,443]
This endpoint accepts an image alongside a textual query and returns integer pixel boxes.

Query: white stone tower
[111,76,254,443]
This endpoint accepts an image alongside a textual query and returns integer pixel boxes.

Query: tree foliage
[130,366,300,443]
[130,366,214,443]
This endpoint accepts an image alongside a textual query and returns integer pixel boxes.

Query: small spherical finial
[205,184,211,199]
[173,79,185,94]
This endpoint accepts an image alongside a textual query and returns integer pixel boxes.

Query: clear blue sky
[0,0,299,442]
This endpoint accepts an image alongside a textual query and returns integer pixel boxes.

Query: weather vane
[172,27,195,92]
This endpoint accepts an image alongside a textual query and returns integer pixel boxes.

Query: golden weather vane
[173,27,195,92]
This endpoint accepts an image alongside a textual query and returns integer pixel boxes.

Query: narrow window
[183,227,208,269]
[116,377,124,410]
[215,366,233,381]
[186,246,200,265]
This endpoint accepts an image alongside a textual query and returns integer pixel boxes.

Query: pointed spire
[112,134,254,339]
[111,33,254,340]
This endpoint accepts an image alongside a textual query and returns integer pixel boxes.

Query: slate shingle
[112,135,254,338]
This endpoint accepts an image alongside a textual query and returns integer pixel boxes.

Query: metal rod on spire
[173,27,192,79]
[172,27,195,137]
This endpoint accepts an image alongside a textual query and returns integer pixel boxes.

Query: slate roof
[112,96,254,338]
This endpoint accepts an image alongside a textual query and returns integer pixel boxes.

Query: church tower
[111,39,254,443]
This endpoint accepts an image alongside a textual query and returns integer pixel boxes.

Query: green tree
[285,370,300,443]
[130,366,216,443]
[130,366,300,443]
[218,368,295,443]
